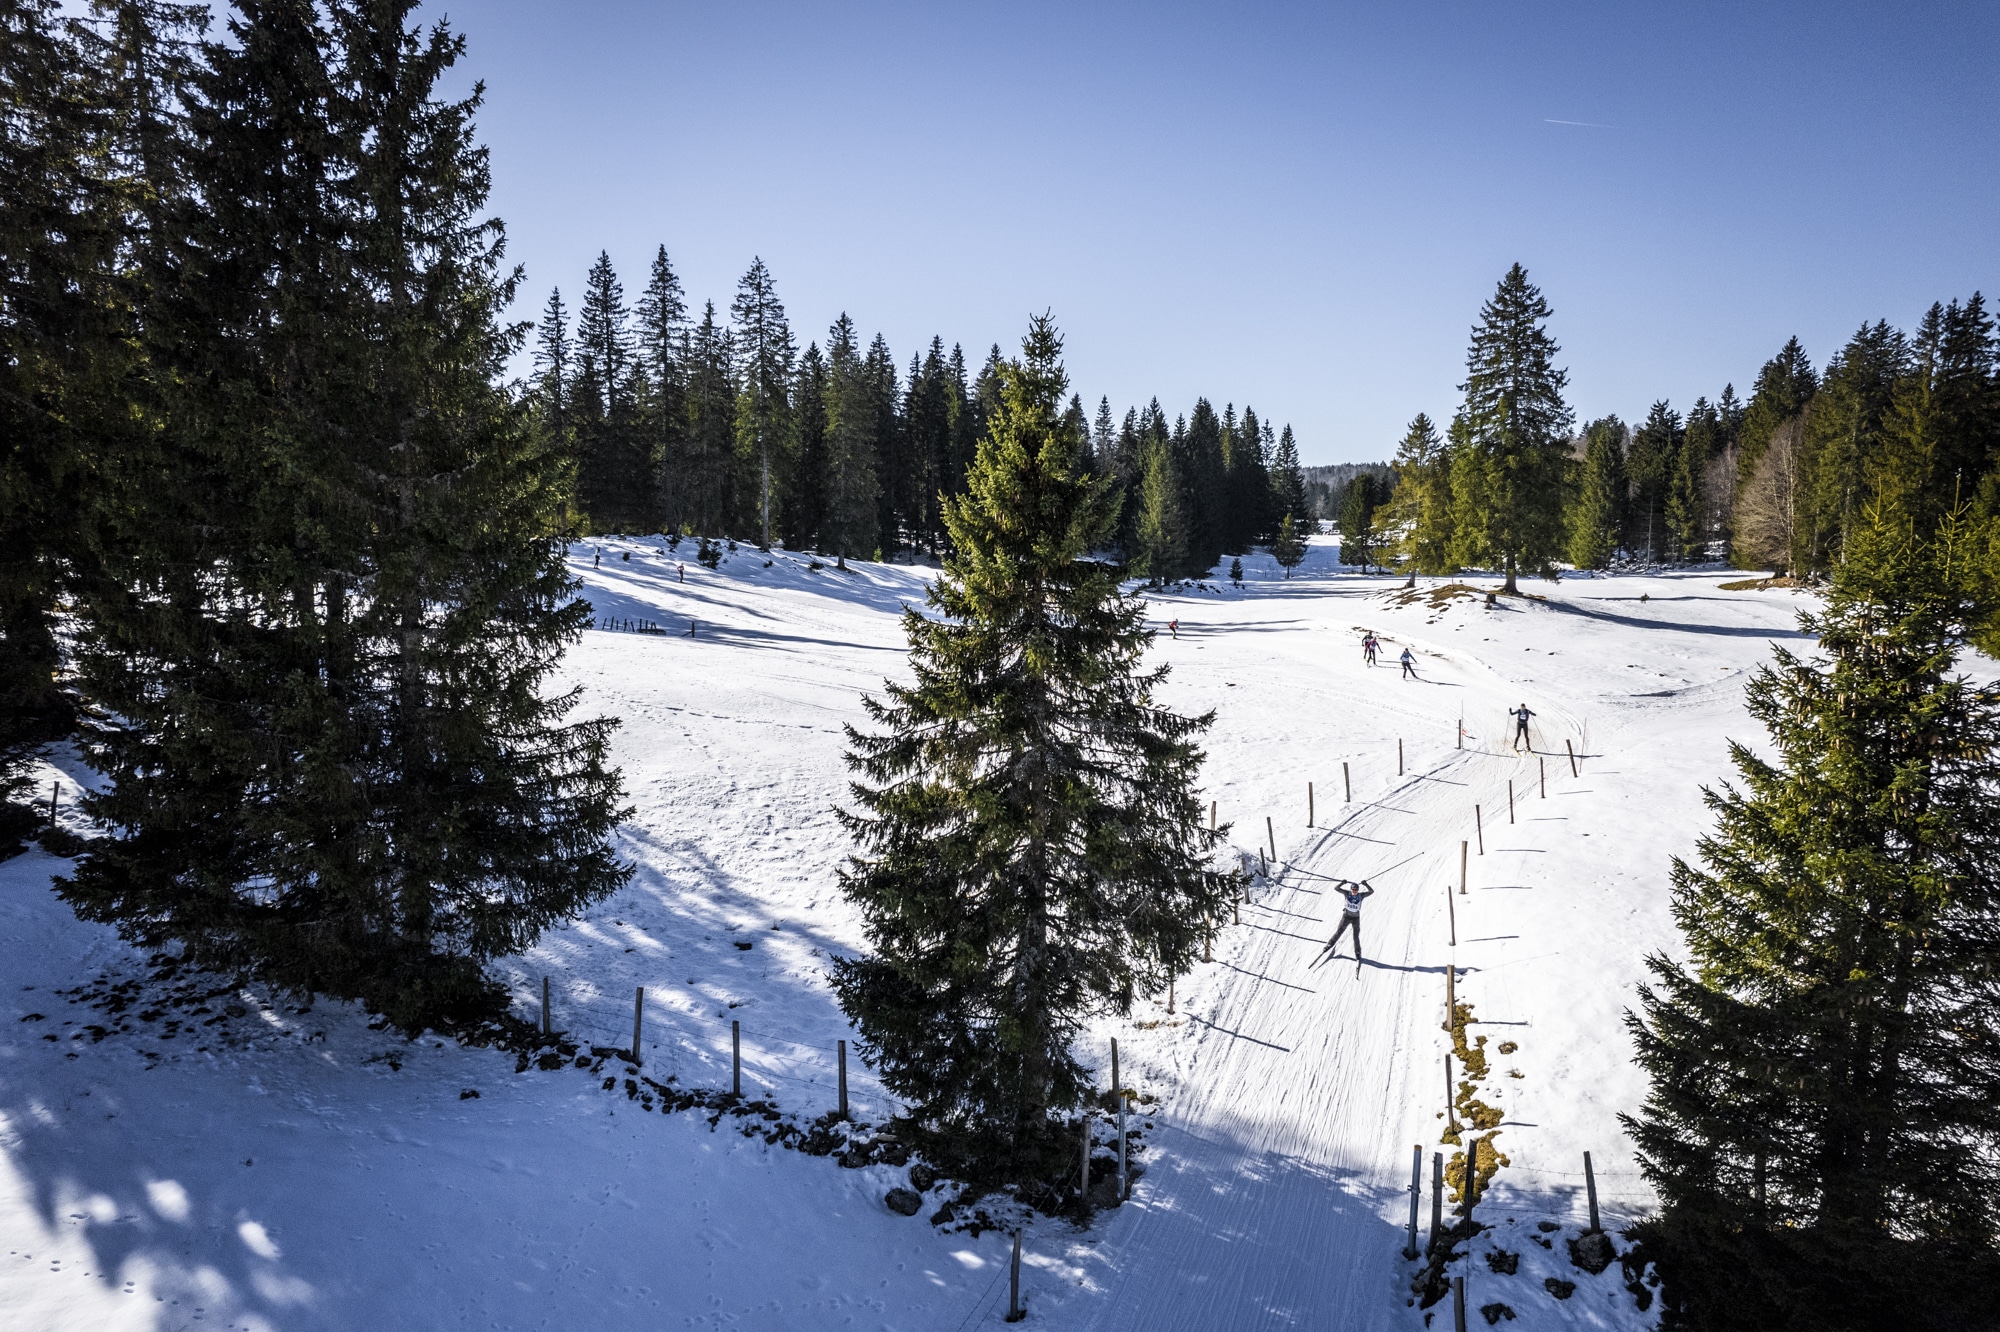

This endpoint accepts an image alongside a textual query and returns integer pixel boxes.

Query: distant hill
[1301,462,1395,521]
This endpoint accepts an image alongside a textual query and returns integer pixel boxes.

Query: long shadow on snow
[1540,597,1811,640]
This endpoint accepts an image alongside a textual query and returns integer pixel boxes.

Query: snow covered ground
[1,535,1815,1330]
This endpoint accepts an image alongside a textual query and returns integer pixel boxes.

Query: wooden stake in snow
[49,781,59,830]
[1210,800,1217,831]
[1446,1054,1459,1137]
[1566,737,1578,777]
[1452,1275,1467,1332]
[1507,781,1514,824]
[1446,880,1456,947]
[541,976,551,1036]
[1431,1152,1444,1250]
[1006,1230,1025,1322]
[1308,782,1314,828]
[1113,1039,1127,1199]
[1167,978,1175,1015]
[1399,738,1404,776]
[1475,805,1484,855]
[1404,1145,1423,1259]
[1457,718,1463,750]
[1203,930,1210,964]
[1343,761,1351,803]
[1080,1115,1091,1198]
[838,1039,849,1120]
[1584,1151,1601,1234]
[1540,756,1546,798]
[1459,841,1468,895]
[1444,965,1455,1031]
[1259,849,1268,878]
[1233,884,1240,926]
[632,987,644,1066]
[1464,1136,1480,1218]
[1266,815,1276,861]
[731,1019,741,1097]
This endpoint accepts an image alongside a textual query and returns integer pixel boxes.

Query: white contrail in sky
[1544,118,1613,128]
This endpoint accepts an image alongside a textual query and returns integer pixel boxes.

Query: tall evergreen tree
[64,0,628,1030]
[822,313,877,565]
[575,250,648,530]
[1732,337,1818,569]
[832,315,1227,1179]
[1336,474,1381,571]
[1131,436,1188,586]
[1626,514,2000,1331]
[785,340,828,553]
[1566,416,1625,570]
[684,300,735,534]
[1880,295,1996,537]
[1269,424,1309,532]
[1448,263,1573,593]
[1626,400,1684,562]
[1382,412,1455,579]
[1800,321,1908,573]
[634,245,687,530]
[729,256,793,547]
[864,331,900,558]
[1271,511,1307,579]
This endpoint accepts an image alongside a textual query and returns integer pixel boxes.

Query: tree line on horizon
[531,250,1315,582]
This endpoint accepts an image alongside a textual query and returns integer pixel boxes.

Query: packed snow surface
[1,537,1815,1329]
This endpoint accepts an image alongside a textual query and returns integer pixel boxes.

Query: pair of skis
[1308,878,1368,969]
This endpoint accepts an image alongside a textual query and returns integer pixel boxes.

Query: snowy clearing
[1,536,1814,1330]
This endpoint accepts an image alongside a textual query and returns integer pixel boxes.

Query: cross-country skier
[1400,647,1418,679]
[1169,618,1179,640]
[1511,703,1535,751]
[1322,879,1376,970]
[1362,633,1379,666]
[677,562,685,584]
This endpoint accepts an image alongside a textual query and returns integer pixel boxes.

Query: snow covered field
[1,536,1814,1330]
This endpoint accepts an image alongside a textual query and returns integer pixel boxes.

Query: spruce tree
[1381,412,1455,579]
[1449,264,1573,593]
[1269,424,1309,532]
[1732,338,1819,569]
[1800,322,1907,573]
[785,341,829,553]
[684,300,735,534]
[1626,401,1683,562]
[1131,437,1188,586]
[1566,416,1624,570]
[1625,514,2000,1330]
[64,0,629,1031]
[832,315,1227,1179]
[634,245,688,530]
[575,251,648,531]
[729,256,794,547]
[1271,512,1306,579]
[822,313,878,565]
[1336,474,1380,571]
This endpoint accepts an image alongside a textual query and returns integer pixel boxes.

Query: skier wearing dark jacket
[1321,879,1375,968]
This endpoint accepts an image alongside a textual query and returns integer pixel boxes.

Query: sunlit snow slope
[1,536,1810,1330]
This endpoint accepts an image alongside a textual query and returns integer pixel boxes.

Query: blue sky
[431,1,1998,463]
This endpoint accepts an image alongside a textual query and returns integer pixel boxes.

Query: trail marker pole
[1446,1054,1459,1137]
[1444,965,1455,1030]
[1404,1145,1423,1258]
[1507,781,1514,824]
[1457,719,1463,750]
[1308,783,1314,828]
[1459,841,1468,895]
[838,1039,849,1120]
[1540,757,1546,799]
[541,976,551,1036]
[1452,1275,1466,1332]
[1566,738,1578,777]
[1005,1230,1024,1321]
[1113,1039,1127,1199]
[1259,849,1268,878]
[1343,762,1351,803]
[1399,738,1404,776]
[1080,1117,1091,1198]
[1203,930,1210,964]
[1233,884,1240,925]
[1266,816,1276,861]
[1446,881,1456,947]
[1167,978,1175,1015]
[1475,806,1483,855]
[1464,1136,1480,1218]
[49,782,59,830]
[731,1019,741,1097]
[1210,800,1217,831]
[1584,1151,1601,1233]
[632,987,645,1065]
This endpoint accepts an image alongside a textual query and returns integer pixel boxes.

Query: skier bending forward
[1323,879,1376,970]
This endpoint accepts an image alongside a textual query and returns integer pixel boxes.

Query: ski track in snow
[0,538,1814,1330]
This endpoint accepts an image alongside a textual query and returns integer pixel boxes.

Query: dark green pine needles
[833,316,1229,1180]
[1625,514,2000,1331]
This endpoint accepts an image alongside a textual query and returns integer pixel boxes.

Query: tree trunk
[1502,553,1518,596]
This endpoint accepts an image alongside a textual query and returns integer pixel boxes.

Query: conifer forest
[2,3,1996,1331]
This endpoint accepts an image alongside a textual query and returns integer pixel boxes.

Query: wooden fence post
[1343,762,1351,803]
[1475,805,1483,855]
[731,1019,741,1097]
[1114,1039,1127,1199]
[1452,1275,1467,1332]
[1540,756,1546,798]
[1507,781,1514,824]
[838,1039,849,1120]
[1398,738,1404,776]
[1457,718,1463,750]
[1210,800,1217,831]
[1446,1054,1459,1136]
[1405,1145,1423,1259]
[1266,816,1276,861]
[1446,880,1456,947]
[1585,1151,1601,1233]
[1005,1229,1025,1321]
[1308,783,1314,828]
[1459,841,1468,895]
[541,976,551,1036]
[1566,737,1578,777]
[1431,1151,1444,1250]
[1464,1136,1480,1217]
[1203,930,1210,963]
[1167,978,1175,1015]
[49,782,59,830]
[1080,1116,1091,1198]
[632,987,644,1065]
[1443,965,1455,1031]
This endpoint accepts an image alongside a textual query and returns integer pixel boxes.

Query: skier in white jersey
[1318,879,1376,972]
